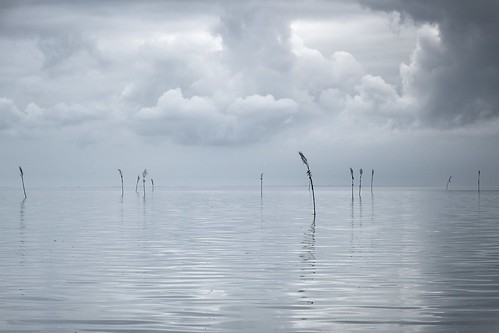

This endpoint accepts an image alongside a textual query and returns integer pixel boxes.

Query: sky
[1,0,499,188]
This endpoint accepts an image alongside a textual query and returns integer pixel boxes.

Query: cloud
[344,74,414,128]
[37,33,100,70]
[0,97,22,131]
[0,97,108,141]
[2,0,411,148]
[135,88,220,144]
[360,0,499,128]
[135,88,298,145]
[225,94,298,141]
[212,1,297,101]
[290,34,414,129]
[1,0,498,150]
[291,33,364,97]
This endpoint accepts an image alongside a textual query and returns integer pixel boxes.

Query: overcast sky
[1,0,498,188]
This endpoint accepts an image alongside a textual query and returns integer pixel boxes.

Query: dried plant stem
[299,152,316,217]
[19,166,27,199]
[118,169,124,197]
[135,175,140,193]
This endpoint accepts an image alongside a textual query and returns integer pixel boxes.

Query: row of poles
[16,166,154,199]
[121,168,154,198]
[446,170,482,192]
[349,167,374,197]
[296,152,485,217]
[15,162,485,202]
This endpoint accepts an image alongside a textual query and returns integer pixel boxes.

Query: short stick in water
[350,168,355,197]
[371,169,374,194]
[142,169,148,197]
[260,173,263,199]
[478,170,481,193]
[359,168,363,197]
[118,169,124,197]
[19,166,27,199]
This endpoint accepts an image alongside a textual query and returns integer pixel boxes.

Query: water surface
[1,187,499,332]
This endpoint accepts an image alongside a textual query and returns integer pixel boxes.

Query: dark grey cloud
[360,0,499,128]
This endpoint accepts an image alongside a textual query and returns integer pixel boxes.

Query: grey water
[1,187,499,332]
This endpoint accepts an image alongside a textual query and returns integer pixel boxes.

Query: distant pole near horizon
[350,168,355,199]
[260,173,263,199]
[371,169,374,195]
[359,168,363,197]
[478,170,481,193]
[142,169,148,197]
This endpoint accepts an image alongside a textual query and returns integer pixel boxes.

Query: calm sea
[1,186,499,332]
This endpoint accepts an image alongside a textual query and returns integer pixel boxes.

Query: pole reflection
[298,217,316,307]
[19,198,26,266]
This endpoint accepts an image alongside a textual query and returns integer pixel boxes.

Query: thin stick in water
[478,170,481,193]
[298,152,316,217]
[135,175,140,193]
[118,169,124,197]
[142,169,148,197]
[446,176,452,191]
[151,178,154,192]
[350,168,354,198]
[260,173,263,199]
[371,169,374,194]
[19,166,27,199]
[359,168,363,197]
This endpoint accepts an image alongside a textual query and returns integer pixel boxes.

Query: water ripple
[1,188,499,332]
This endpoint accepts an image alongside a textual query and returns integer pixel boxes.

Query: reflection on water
[1,187,499,332]
[298,219,316,308]
[19,198,26,223]
[19,198,26,268]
